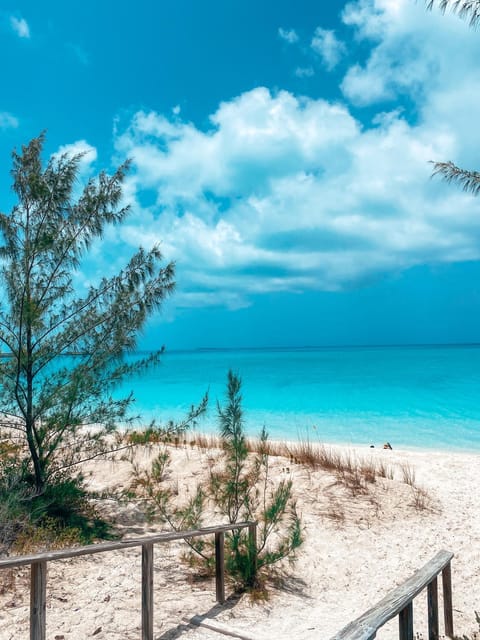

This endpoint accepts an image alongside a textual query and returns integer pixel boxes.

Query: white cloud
[0,112,19,129]
[295,66,315,78]
[342,0,390,40]
[341,0,479,107]
[311,27,346,71]
[10,16,30,39]
[115,89,359,204]
[278,27,299,44]
[54,140,98,176]
[106,0,480,309]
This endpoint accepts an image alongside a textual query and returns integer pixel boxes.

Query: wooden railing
[0,521,257,640]
[330,549,454,640]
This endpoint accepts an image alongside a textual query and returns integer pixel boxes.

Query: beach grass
[127,429,410,499]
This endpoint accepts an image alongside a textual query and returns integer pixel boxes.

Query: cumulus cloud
[54,140,98,176]
[341,0,480,108]
[278,27,299,44]
[107,0,480,309]
[10,16,30,39]
[311,27,346,71]
[0,111,19,129]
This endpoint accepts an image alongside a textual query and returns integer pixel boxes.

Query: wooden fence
[0,520,257,640]
[330,549,454,640]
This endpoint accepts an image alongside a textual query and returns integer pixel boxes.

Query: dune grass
[126,428,433,511]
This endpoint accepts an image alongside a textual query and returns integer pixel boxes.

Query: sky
[2,0,480,350]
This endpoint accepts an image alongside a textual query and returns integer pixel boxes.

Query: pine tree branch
[31,251,173,353]
[426,0,480,27]
[49,443,134,476]
[35,165,130,310]
[431,160,480,195]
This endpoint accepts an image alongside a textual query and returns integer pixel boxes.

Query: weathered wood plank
[215,532,225,604]
[142,543,154,640]
[0,521,256,568]
[427,577,439,640]
[328,621,377,640]
[30,561,47,640]
[2,521,260,640]
[442,562,454,638]
[399,601,413,640]
[330,550,454,640]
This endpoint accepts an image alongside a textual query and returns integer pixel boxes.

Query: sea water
[118,345,480,452]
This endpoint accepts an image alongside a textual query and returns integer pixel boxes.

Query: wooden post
[215,531,225,604]
[30,561,47,640]
[142,543,154,640]
[248,523,257,584]
[398,601,413,640]
[442,561,454,638]
[427,577,439,640]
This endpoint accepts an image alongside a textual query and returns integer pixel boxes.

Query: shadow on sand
[155,575,311,640]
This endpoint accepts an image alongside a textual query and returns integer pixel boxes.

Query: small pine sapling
[135,370,303,592]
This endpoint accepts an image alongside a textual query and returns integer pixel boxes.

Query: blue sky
[2,0,480,349]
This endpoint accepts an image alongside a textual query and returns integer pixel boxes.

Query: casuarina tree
[426,2,480,192]
[426,1,480,28]
[0,134,175,496]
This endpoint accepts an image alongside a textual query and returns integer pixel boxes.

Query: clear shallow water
[117,345,480,451]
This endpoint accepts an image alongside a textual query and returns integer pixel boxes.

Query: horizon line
[1,342,480,358]
[163,341,480,353]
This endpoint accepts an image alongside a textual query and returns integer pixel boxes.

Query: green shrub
[0,459,113,554]
[0,465,33,554]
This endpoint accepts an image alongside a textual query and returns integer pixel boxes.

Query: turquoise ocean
[119,345,480,452]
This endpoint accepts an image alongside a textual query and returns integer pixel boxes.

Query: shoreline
[149,423,480,456]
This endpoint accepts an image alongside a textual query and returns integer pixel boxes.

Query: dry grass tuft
[411,485,432,511]
[322,502,346,525]
[359,460,377,484]
[286,440,324,468]
[189,433,222,453]
[377,459,395,480]
[400,461,416,486]
[396,461,434,512]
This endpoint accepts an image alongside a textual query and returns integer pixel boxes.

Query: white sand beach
[0,442,479,640]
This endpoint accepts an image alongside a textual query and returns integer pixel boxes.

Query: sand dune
[0,442,479,639]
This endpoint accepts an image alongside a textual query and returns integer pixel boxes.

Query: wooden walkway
[0,533,454,640]
[330,549,454,640]
[0,521,257,640]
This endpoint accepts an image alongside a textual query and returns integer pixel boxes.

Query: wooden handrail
[330,549,454,640]
[0,520,258,640]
